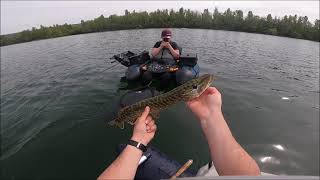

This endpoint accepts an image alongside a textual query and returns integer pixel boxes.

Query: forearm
[201,111,261,176]
[97,145,143,180]
[168,46,180,59]
[151,47,162,57]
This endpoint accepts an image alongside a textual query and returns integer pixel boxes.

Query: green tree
[1,8,319,46]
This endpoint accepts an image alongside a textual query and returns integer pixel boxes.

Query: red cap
[161,29,172,38]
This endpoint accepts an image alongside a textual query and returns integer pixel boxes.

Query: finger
[145,116,152,124]
[150,124,157,132]
[205,87,216,95]
[138,106,150,122]
[186,101,193,107]
[188,96,199,102]
[147,125,156,133]
[186,97,199,105]
[147,119,155,127]
[146,121,156,132]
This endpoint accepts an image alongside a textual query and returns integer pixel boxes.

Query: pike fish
[108,74,215,129]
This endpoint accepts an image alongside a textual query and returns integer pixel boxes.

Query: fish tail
[108,119,125,129]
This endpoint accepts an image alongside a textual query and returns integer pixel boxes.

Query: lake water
[1,29,319,179]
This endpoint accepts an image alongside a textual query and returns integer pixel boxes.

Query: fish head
[181,74,215,100]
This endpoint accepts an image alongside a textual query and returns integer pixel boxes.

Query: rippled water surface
[1,29,319,179]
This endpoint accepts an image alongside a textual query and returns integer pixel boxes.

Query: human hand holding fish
[186,87,222,123]
[108,74,215,129]
[131,106,157,146]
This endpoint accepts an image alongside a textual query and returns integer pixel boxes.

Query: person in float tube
[97,87,261,179]
[141,29,180,86]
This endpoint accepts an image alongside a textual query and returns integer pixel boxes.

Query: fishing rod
[170,159,193,179]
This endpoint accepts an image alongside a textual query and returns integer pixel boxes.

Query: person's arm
[97,107,157,180]
[98,145,142,180]
[151,42,164,57]
[151,41,179,59]
[187,87,261,176]
[166,42,180,59]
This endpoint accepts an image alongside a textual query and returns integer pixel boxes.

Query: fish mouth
[205,74,214,87]
[198,74,214,94]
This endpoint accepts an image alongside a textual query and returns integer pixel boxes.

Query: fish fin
[108,120,125,129]
[117,121,125,129]
[127,120,135,125]
[108,120,116,126]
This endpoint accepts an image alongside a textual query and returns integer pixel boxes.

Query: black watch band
[128,139,147,152]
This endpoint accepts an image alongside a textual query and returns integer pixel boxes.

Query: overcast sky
[1,1,319,35]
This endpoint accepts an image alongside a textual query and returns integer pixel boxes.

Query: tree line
[1,8,319,46]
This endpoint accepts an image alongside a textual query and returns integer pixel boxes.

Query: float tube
[119,86,161,108]
[111,50,200,85]
[117,144,197,179]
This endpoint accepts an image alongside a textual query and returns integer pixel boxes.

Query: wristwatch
[128,139,147,152]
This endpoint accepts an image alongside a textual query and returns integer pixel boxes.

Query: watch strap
[128,139,147,152]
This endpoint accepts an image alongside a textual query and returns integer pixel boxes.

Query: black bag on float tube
[178,53,198,67]
[129,50,150,65]
[112,51,150,67]
[113,51,134,67]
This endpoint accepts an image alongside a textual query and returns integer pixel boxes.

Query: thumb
[137,106,150,123]
[186,99,195,107]
[206,87,217,95]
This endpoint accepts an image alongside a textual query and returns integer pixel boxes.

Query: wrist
[128,139,148,152]
[131,136,149,146]
[199,109,223,126]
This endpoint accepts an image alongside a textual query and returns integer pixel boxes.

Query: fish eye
[192,85,198,89]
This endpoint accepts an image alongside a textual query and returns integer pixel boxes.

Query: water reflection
[259,144,285,166]
[273,144,285,151]
[1,29,318,178]
[260,156,281,165]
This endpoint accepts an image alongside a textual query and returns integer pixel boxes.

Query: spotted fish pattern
[108,74,215,129]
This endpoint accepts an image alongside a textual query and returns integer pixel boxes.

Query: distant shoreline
[1,8,319,47]
[1,28,319,49]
